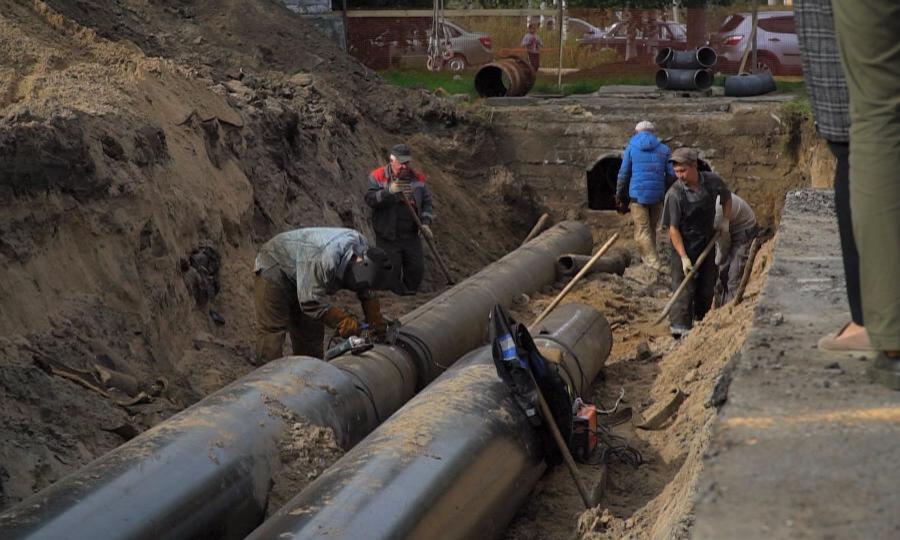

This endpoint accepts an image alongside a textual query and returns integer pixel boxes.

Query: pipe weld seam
[535,335,587,396]
[339,368,382,424]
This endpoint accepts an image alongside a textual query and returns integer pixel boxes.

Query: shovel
[399,192,455,285]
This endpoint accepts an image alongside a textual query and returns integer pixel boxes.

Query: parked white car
[712,11,802,75]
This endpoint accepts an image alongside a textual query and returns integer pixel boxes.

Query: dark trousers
[718,227,757,304]
[668,245,717,329]
[254,269,323,364]
[828,141,863,325]
[528,52,540,72]
[377,235,425,294]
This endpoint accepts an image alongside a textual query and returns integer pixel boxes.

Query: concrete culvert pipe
[556,248,632,278]
[656,68,713,91]
[0,221,592,540]
[246,303,612,540]
[724,72,777,97]
[655,47,717,69]
[475,57,535,97]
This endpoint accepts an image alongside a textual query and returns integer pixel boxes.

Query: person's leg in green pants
[833,0,900,388]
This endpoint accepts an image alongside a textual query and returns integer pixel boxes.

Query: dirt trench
[0,1,825,537]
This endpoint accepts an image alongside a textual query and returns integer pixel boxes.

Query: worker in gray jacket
[253,227,393,364]
[714,193,758,304]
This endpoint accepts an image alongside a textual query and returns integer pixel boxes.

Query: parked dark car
[581,19,688,62]
[711,11,802,75]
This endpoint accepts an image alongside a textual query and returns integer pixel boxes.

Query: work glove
[680,255,694,276]
[614,195,628,215]
[419,224,434,240]
[389,178,413,199]
[360,296,387,336]
[321,306,361,338]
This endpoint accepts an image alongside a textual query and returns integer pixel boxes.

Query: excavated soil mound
[0,0,532,509]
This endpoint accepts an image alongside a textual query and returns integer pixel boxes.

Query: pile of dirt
[505,240,774,539]
[0,0,533,509]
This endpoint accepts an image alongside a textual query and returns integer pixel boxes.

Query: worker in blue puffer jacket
[615,120,674,270]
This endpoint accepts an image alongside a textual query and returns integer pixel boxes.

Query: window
[718,14,745,33]
[758,16,796,34]
[442,24,462,38]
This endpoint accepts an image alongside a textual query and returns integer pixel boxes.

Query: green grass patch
[782,95,812,120]
[380,69,477,97]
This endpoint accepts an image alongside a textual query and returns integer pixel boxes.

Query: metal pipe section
[655,46,718,69]
[724,72,777,97]
[556,249,631,279]
[655,68,713,91]
[0,221,591,540]
[474,57,536,97]
[248,303,612,540]
[0,358,376,540]
[396,220,591,388]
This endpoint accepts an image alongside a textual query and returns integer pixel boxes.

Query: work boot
[866,352,900,390]
[670,325,690,340]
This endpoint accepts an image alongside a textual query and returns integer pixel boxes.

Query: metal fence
[338,2,799,81]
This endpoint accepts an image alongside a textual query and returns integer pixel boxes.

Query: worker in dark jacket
[365,144,435,295]
[615,120,674,270]
[662,147,733,338]
[253,227,392,364]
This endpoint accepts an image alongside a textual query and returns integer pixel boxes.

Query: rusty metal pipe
[475,57,536,97]
[246,303,612,540]
[0,222,591,540]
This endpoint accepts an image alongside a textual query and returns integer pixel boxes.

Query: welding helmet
[344,247,393,293]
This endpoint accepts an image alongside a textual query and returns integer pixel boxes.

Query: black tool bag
[489,304,572,466]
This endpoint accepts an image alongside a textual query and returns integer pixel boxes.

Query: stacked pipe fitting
[654,46,717,91]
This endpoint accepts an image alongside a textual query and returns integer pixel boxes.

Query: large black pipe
[247,303,612,540]
[654,46,717,69]
[0,358,374,540]
[655,68,713,91]
[724,72,777,97]
[396,220,591,388]
[0,221,591,540]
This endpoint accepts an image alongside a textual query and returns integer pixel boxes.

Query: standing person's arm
[419,181,435,226]
[663,191,693,274]
[365,170,397,209]
[616,145,633,203]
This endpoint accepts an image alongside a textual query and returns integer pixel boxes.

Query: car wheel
[448,55,467,72]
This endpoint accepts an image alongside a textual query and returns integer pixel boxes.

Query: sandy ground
[500,237,773,540]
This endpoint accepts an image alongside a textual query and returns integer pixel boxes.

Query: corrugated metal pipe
[724,72,777,97]
[556,249,632,279]
[0,221,591,540]
[654,46,718,69]
[655,68,713,91]
[475,57,536,97]
[246,303,612,540]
